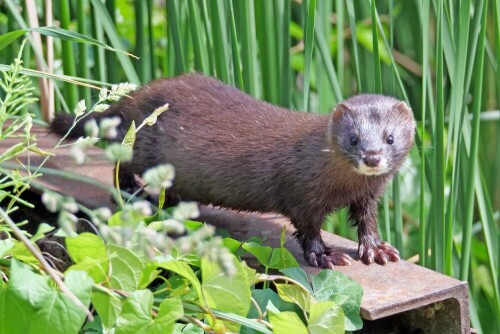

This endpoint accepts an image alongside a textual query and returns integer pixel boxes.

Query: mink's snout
[355,149,389,176]
[362,154,382,167]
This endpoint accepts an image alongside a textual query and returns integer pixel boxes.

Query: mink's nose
[363,155,381,167]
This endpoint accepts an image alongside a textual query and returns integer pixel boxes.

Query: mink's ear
[331,102,350,122]
[393,101,413,118]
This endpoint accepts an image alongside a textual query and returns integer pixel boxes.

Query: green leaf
[279,226,286,248]
[0,30,27,52]
[267,248,299,269]
[82,313,104,332]
[160,260,204,303]
[0,278,30,334]
[115,290,155,334]
[241,261,259,287]
[33,271,93,334]
[155,296,184,330]
[142,103,169,126]
[310,270,363,331]
[267,302,308,334]
[28,26,135,58]
[183,220,204,231]
[115,290,183,334]
[108,211,124,226]
[105,143,133,162]
[0,239,14,258]
[279,267,313,293]
[243,242,299,269]
[244,289,302,334]
[108,244,145,291]
[275,283,312,312]
[302,0,316,111]
[30,223,55,243]
[158,188,166,209]
[223,237,243,255]
[66,232,109,283]
[92,291,122,329]
[0,260,92,334]
[6,259,52,308]
[67,257,109,285]
[250,289,301,317]
[166,275,192,298]
[66,232,107,263]
[139,262,162,289]
[308,300,344,334]
[8,240,38,264]
[122,121,137,148]
[242,242,272,266]
[0,142,28,163]
[201,254,252,332]
[28,146,53,157]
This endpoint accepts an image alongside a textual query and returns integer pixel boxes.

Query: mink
[50,74,416,268]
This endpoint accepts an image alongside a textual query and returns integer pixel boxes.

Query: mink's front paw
[358,240,400,265]
[305,249,352,269]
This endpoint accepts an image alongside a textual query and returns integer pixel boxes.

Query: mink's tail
[49,108,125,141]
[49,114,82,139]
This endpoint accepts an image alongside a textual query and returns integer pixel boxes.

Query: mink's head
[329,94,415,176]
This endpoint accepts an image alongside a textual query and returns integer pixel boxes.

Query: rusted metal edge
[360,281,469,320]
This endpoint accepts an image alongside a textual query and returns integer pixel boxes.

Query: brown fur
[50,74,416,268]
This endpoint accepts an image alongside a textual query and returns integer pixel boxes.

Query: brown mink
[50,74,416,268]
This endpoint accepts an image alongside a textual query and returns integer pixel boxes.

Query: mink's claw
[320,254,335,270]
[305,249,352,269]
[359,240,400,265]
[305,251,320,268]
[325,250,352,266]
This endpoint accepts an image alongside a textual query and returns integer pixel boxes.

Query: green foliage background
[1,0,499,332]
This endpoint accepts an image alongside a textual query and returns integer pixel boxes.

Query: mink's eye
[386,134,394,145]
[349,136,359,147]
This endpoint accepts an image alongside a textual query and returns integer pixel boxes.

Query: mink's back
[50,74,386,215]
[115,74,330,212]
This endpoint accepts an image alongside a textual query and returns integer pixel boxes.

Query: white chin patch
[355,158,389,176]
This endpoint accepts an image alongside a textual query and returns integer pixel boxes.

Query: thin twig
[183,315,212,331]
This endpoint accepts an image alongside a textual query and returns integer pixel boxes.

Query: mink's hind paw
[358,241,400,265]
[305,249,352,269]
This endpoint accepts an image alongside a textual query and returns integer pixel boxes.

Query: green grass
[1,1,499,332]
